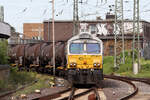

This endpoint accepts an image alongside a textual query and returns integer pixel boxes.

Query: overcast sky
[1,0,150,33]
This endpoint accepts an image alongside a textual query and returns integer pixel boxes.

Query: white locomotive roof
[68,32,102,43]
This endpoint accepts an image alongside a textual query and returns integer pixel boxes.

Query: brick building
[43,21,73,42]
[43,19,150,56]
[23,23,44,40]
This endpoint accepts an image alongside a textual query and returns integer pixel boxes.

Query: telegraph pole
[48,19,50,41]
[114,0,125,69]
[52,0,56,80]
[133,0,140,70]
[73,0,79,36]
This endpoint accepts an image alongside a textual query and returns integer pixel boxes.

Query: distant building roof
[0,22,11,39]
[43,19,150,24]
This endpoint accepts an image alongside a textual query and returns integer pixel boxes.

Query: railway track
[3,66,150,100]
[32,87,92,100]
[52,87,101,100]
[23,74,150,100]
[104,75,138,100]
[0,72,70,100]
[52,88,92,100]
[104,75,150,100]
[108,75,150,85]
[0,80,37,100]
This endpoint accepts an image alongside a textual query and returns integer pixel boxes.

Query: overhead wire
[10,0,39,33]
[78,0,108,20]
[139,1,150,19]
[139,0,150,18]
[10,0,145,32]
[141,1,150,11]
[10,0,106,25]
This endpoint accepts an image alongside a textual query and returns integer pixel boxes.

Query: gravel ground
[102,78,134,100]
[2,78,150,100]
[0,78,70,100]
[129,81,150,100]
[20,86,68,100]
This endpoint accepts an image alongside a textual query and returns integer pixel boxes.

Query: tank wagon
[9,44,26,67]
[9,42,66,73]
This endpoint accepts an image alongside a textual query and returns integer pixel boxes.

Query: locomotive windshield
[70,43,100,54]
[70,43,84,54]
[86,43,100,54]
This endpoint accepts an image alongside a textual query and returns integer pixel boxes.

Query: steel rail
[0,80,37,99]
[60,87,102,100]
[104,75,138,100]
[59,88,93,100]
[68,87,76,100]
[93,87,101,100]
[110,75,150,85]
[32,88,72,100]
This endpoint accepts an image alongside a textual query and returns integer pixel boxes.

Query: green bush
[0,40,9,64]
[120,50,138,61]
[103,53,133,74]
[140,58,150,71]
[116,63,132,73]
[103,51,150,77]
[0,67,36,92]
[9,67,36,85]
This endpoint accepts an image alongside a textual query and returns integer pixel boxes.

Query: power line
[141,1,150,11]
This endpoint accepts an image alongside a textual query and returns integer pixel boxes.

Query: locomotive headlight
[97,63,100,67]
[70,63,77,67]
[73,63,77,66]
[70,63,73,67]
[93,63,97,67]
[93,63,101,67]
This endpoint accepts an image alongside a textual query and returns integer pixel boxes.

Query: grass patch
[0,67,54,97]
[118,58,150,78]
[103,56,114,74]
[119,70,150,78]
[13,73,54,97]
[103,51,150,78]
[0,67,36,93]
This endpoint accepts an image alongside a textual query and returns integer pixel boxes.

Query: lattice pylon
[132,0,140,70]
[114,0,125,69]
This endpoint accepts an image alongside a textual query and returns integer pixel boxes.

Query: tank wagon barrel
[9,41,66,73]
[9,44,25,67]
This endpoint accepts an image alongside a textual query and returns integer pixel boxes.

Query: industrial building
[23,23,44,40]
[43,18,150,56]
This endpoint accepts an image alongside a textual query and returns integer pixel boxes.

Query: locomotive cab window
[69,43,101,54]
[70,43,84,54]
[86,43,100,54]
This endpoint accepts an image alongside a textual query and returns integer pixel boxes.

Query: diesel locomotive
[67,32,103,84]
